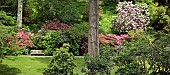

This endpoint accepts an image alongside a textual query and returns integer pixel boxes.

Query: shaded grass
[0,56,118,75]
[0,56,85,75]
[0,56,51,75]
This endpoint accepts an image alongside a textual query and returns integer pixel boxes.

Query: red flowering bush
[41,18,72,30]
[99,34,130,46]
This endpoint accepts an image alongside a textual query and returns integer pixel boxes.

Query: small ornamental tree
[43,43,75,75]
[114,1,150,33]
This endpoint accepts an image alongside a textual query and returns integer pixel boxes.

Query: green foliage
[0,25,18,55]
[128,29,155,42]
[99,11,115,34]
[114,32,170,75]
[0,11,16,26]
[82,54,113,75]
[98,0,117,34]
[32,22,88,55]
[43,43,76,75]
[82,43,115,75]
[31,30,61,55]
[24,0,81,24]
[142,1,170,33]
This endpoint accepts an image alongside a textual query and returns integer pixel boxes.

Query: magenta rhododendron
[99,34,130,46]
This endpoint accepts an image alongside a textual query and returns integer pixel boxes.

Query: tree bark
[17,0,23,28]
[88,0,99,55]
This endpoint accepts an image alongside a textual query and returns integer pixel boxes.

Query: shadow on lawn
[5,57,18,62]
[30,57,51,64]
[0,64,21,75]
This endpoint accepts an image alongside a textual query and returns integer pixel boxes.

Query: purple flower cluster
[114,1,150,33]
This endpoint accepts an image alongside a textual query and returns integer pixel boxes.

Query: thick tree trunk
[88,0,99,55]
[17,0,23,28]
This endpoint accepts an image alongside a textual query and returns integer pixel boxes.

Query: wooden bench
[30,50,44,56]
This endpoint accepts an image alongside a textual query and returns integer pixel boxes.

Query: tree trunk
[17,0,23,28]
[88,0,99,55]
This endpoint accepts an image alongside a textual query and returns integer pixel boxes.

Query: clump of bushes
[43,43,75,75]
[114,31,170,75]
[82,54,113,75]
[32,22,88,55]
[5,30,34,55]
[0,11,16,26]
[82,43,116,75]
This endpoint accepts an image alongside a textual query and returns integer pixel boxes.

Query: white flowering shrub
[114,1,150,33]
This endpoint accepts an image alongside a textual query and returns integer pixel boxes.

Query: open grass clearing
[0,56,118,75]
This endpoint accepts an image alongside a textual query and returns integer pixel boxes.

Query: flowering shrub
[16,30,34,47]
[6,30,34,48]
[99,34,130,46]
[41,19,72,30]
[114,1,150,33]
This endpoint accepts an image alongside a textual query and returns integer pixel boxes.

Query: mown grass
[0,56,85,75]
[0,56,117,75]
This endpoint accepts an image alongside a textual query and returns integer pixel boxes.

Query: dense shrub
[0,25,18,56]
[82,43,117,75]
[65,22,88,55]
[135,0,170,33]
[32,22,88,55]
[5,30,34,55]
[113,1,150,33]
[16,30,34,47]
[148,3,170,33]
[82,54,114,75]
[114,33,170,75]
[32,30,63,55]
[43,43,75,75]
[0,11,16,26]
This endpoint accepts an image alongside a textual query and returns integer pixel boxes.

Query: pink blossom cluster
[99,34,130,46]
[16,30,34,47]
[114,1,150,33]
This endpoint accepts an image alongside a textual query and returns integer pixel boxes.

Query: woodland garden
[0,0,170,75]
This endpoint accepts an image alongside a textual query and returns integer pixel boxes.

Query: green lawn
[0,56,118,75]
[0,56,85,75]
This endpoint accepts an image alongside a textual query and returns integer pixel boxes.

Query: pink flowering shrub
[6,30,34,48]
[16,30,34,47]
[114,1,150,33]
[99,34,130,46]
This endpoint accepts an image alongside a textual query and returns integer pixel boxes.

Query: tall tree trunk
[88,0,99,55]
[17,0,23,28]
